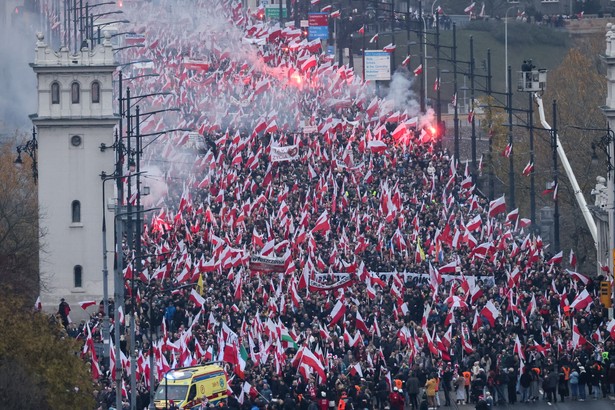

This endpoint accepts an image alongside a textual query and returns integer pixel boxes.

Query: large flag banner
[249,255,287,272]
[271,145,300,162]
[308,275,355,292]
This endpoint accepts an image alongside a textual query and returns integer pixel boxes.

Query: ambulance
[154,364,228,409]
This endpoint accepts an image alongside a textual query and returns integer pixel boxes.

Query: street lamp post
[504,6,516,92]
[15,126,38,184]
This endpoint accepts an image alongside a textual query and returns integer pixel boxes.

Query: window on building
[91,81,100,103]
[51,82,60,104]
[71,81,80,104]
[71,200,81,223]
[74,265,82,288]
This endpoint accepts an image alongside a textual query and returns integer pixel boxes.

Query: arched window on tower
[71,81,80,104]
[74,265,83,288]
[91,81,100,103]
[51,81,60,104]
[71,200,81,223]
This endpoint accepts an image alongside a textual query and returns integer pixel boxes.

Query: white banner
[314,272,495,287]
[271,145,299,162]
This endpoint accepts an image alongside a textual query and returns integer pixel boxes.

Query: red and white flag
[566,269,589,285]
[367,140,387,153]
[34,296,42,311]
[330,9,341,18]
[413,64,423,76]
[401,55,410,66]
[464,2,476,14]
[79,300,97,310]
[480,300,500,327]
[488,195,506,218]
[547,251,563,265]
[572,318,587,349]
[522,161,534,176]
[570,289,593,311]
[190,289,206,308]
[312,210,331,234]
[382,43,396,53]
[607,319,615,340]
[329,300,346,326]
[357,25,365,35]
[369,33,379,43]
[506,208,519,222]
[502,143,512,158]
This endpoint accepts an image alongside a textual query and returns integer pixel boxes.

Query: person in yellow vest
[425,374,438,410]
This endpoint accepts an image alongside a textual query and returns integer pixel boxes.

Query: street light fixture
[15,126,38,184]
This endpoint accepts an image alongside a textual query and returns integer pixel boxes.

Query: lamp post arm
[535,94,598,246]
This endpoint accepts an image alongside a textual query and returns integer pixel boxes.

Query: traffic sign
[364,50,391,81]
[265,5,287,19]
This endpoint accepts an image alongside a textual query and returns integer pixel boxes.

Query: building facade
[31,31,117,315]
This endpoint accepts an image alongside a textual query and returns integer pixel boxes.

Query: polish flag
[547,251,563,265]
[329,300,346,326]
[488,195,506,218]
[522,161,534,176]
[501,143,512,158]
[190,289,206,308]
[566,269,589,285]
[413,64,423,76]
[607,319,615,340]
[34,296,42,311]
[506,208,519,222]
[438,261,457,274]
[79,300,97,310]
[312,210,331,234]
[355,311,369,334]
[369,33,379,43]
[572,319,587,349]
[480,300,500,327]
[330,9,341,18]
[321,5,332,12]
[368,140,387,153]
[382,43,396,53]
[464,2,476,13]
[466,214,482,232]
[401,55,411,66]
[570,289,593,311]
[519,218,531,228]
[357,25,365,35]
[260,239,275,256]
[301,55,318,72]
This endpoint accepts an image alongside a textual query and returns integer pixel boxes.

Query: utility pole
[470,36,476,179]
[529,92,536,232]
[486,49,494,199]
[435,12,441,129]
[452,23,459,162]
[507,65,515,210]
[552,99,560,252]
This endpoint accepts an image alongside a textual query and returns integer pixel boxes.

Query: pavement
[445,396,615,410]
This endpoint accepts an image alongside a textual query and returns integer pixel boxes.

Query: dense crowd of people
[50,1,615,410]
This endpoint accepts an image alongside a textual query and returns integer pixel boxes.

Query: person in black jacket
[519,368,532,403]
[405,372,420,410]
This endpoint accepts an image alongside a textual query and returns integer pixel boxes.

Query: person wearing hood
[578,366,588,401]
[569,367,580,400]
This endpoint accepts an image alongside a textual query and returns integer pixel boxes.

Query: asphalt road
[451,397,615,409]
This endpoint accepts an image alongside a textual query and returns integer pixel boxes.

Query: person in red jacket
[317,391,329,410]
[389,387,405,410]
